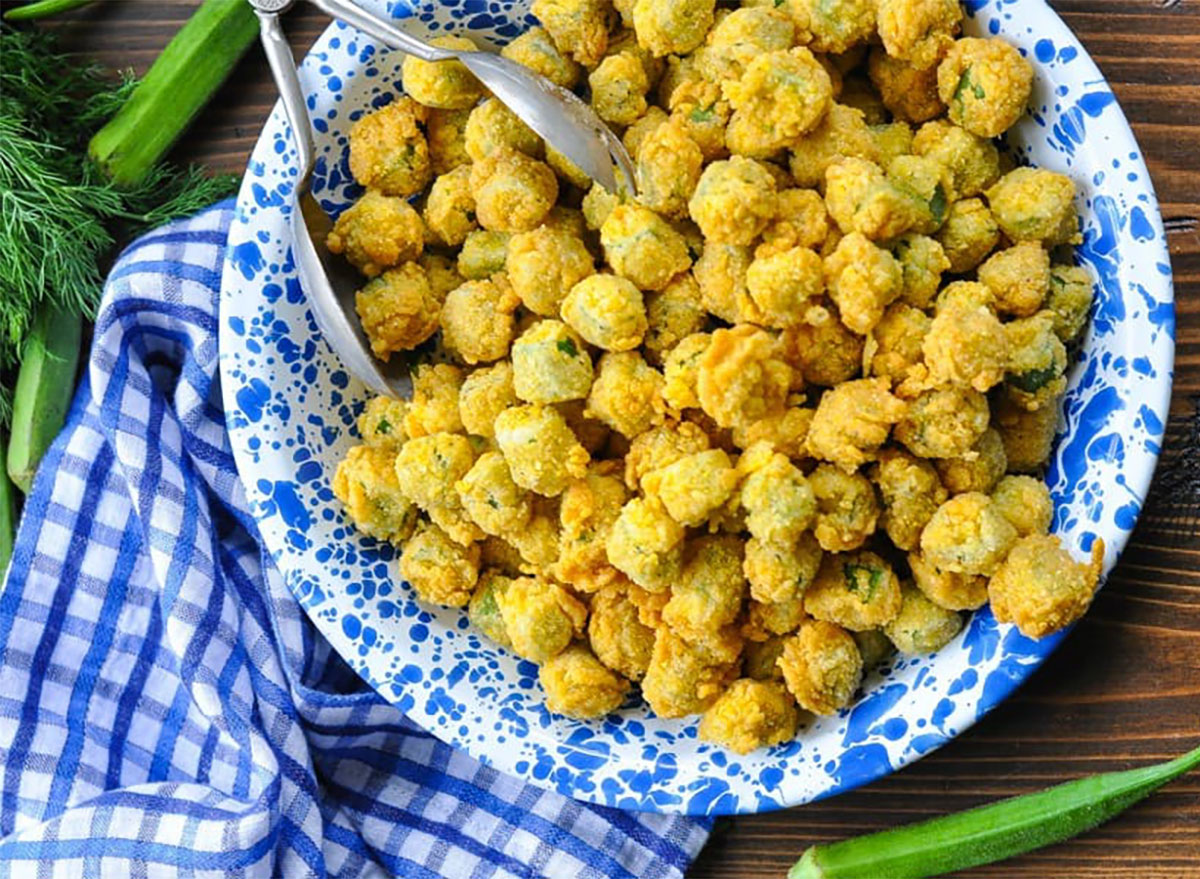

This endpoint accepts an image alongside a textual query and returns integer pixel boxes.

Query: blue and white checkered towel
[0,202,711,878]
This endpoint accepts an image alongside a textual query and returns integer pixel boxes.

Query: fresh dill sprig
[0,25,237,422]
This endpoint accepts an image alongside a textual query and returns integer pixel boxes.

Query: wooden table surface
[21,1,1200,875]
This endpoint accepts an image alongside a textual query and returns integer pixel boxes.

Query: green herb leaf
[556,337,578,358]
[376,418,392,435]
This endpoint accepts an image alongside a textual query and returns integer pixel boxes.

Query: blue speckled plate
[218,0,1175,815]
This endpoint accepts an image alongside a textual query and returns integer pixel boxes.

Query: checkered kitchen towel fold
[0,201,711,878]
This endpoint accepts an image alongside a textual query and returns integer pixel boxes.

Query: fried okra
[633,0,716,57]
[740,445,818,543]
[990,536,1105,638]
[636,119,705,219]
[510,320,594,404]
[660,333,713,413]
[805,550,903,631]
[643,449,738,527]
[561,274,648,352]
[531,0,609,66]
[425,107,471,175]
[553,463,628,591]
[643,273,706,365]
[357,396,409,450]
[922,293,1008,392]
[993,386,1062,472]
[540,644,631,718]
[991,474,1054,537]
[920,492,1018,576]
[778,620,863,715]
[1046,264,1095,342]
[496,576,587,662]
[457,230,510,280]
[588,583,655,680]
[936,197,1000,273]
[789,103,878,188]
[908,550,988,611]
[402,35,487,110]
[456,451,534,537]
[601,205,692,292]
[663,535,748,637]
[500,26,582,89]
[986,167,1081,246]
[809,464,879,553]
[348,98,432,196]
[868,49,944,124]
[641,626,741,718]
[1004,312,1068,411]
[873,449,947,552]
[697,325,793,429]
[494,404,590,496]
[333,445,419,544]
[464,98,541,163]
[356,262,442,359]
[606,496,685,592]
[689,157,777,246]
[935,427,1007,494]
[440,277,521,364]
[937,37,1033,138]
[505,224,595,317]
[468,569,514,647]
[469,149,559,234]
[894,385,990,458]
[699,679,799,753]
[884,583,963,654]
[782,315,865,388]
[458,362,517,438]
[808,378,907,472]
[724,48,834,157]
[404,363,465,439]
[799,0,876,54]
[586,351,666,438]
[745,246,826,329]
[589,51,651,126]
[328,190,425,277]
[824,232,904,334]
[400,522,481,607]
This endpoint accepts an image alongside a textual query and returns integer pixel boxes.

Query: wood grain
[14,1,1200,876]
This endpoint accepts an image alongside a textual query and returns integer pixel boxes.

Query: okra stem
[3,0,94,21]
[791,742,1200,879]
[88,0,258,187]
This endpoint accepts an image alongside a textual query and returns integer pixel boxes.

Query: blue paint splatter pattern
[218,0,1176,815]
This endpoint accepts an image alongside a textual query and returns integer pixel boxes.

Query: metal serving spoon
[248,0,634,398]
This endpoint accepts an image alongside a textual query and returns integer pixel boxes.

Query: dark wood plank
[8,1,1198,876]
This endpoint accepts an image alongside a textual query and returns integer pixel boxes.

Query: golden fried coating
[510,320,594,404]
[457,229,511,280]
[588,582,656,679]
[464,98,541,163]
[357,396,410,450]
[623,421,711,491]
[641,626,741,718]
[890,234,949,311]
[823,232,904,335]
[725,48,834,157]
[660,332,712,414]
[468,569,514,647]
[991,474,1053,537]
[333,445,419,544]
[745,246,826,329]
[456,450,534,537]
[606,496,686,592]
[699,679,799,753]
[552,464,628,591]
[884,582,963,654]
[781,313,864,389]
[809,463,879,552]
[356,262,442,359]
[327,190,425,277]
[920,491,1018,576]
[400,522,481,607]
[540,643,631,718]
[868,49,944,124]
[789,103,878,188]
[440,277,522,365]
[425,107,472,176]
[993,385,1062,472]
[986,167,1080,246]
[873,448,947,551]
[805,550,903,631]
[403,363,465,438]
[894,385,990,458]
[697,325,792,429]
[496,576,587,662]
[458,362,517,439]
[745,532,823,607]
[732,406,814,460]
[738,444,817,543]
[977,241,1050,319]
[348,98,433,196]
[504,226,594,318]
[402,35,487,110]
[693,242,752,324]
[878,0,960,69]
[1046,264,1095,342]
[494,404,590,496]
[825,157,922,242]
[633,0,716,57]
[990,535,1105,638]
[798,0,876,54]
[500,26,583,88]
[935,426,1007,494]
[532,0,609,66]
[867,302,930,387]
[635,118,705,219]
[808,378,907,472]
[778,620,863,715]
[601,205,693,292]
[586,351,666,438]
[922,294,1008,392]
[642,274,706,365]
[664,535,747,637]
[908,550,988,611]
[936,197,1000,273]
[937,37,1032,138]
[469,148,559,234]
[689,157,777,246]
[643,449,738,527]
[590,51,651,126]
[561,275,648,352]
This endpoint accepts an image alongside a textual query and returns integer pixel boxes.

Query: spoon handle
[252,6,315,174]
[308,0,448,62]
